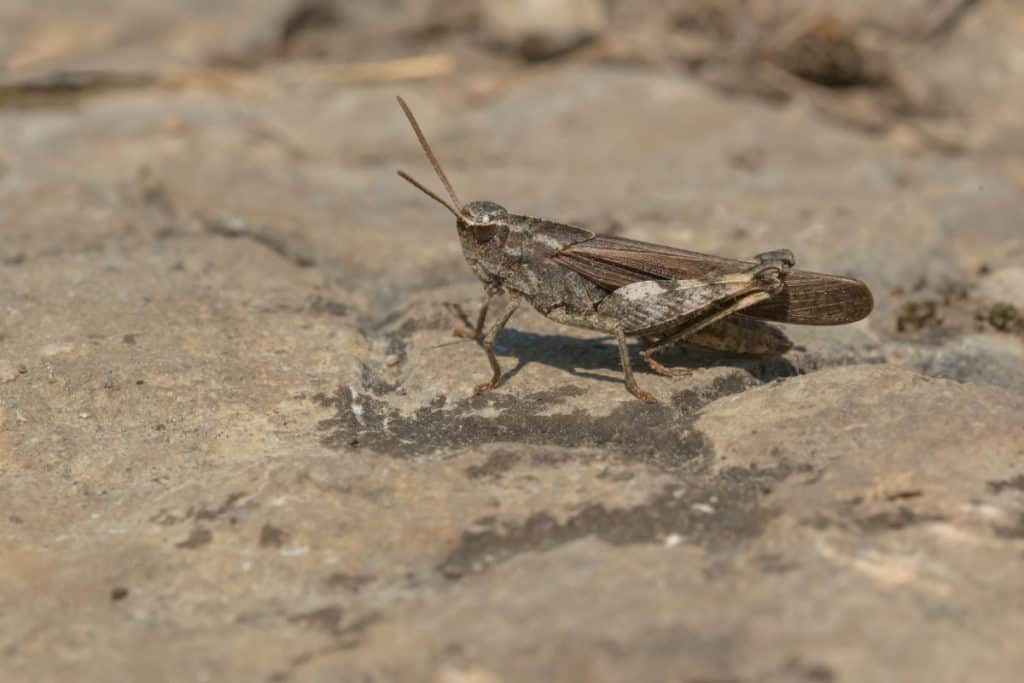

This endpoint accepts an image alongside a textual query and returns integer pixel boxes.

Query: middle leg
[615,330,657,404]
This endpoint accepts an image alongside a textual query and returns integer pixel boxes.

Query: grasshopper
[395,96,873,403]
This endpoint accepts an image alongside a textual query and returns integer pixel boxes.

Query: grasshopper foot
[616,330,658,403]
[628,385,659,404]
[473,381,497,396]
[640,350,693,378]
[452,326,479,340]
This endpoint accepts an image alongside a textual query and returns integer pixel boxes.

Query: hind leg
[638,336,693,377]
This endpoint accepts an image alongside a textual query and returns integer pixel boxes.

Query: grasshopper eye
[473,225,499,242]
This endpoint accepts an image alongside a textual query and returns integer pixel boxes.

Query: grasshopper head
[461,201,508,227]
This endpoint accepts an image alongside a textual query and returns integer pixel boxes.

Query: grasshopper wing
[552,234,873,325]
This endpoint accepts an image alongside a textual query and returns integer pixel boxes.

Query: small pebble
[40,342,74,357]
[0,360,19,383]
[977,266,1024,304]
[481,0,607,61]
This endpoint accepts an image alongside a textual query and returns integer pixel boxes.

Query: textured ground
[2,1,1024,682]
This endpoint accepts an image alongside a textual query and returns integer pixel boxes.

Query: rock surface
[481,0,608,61]
[2,2,1023,682]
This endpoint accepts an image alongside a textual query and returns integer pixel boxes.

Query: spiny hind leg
[636,285,777,380]
[639,260,789,356]
[600,259,790,399]
[597,259,787,340]
[642,290,774,357]
[639,336,693,378]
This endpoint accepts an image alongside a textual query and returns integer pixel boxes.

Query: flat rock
[480,0,607,61]
[977,266,1024,305]
[2,2,1024,681]
[911,333,1024,393]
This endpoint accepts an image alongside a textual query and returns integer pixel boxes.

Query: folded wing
[551,235,873,325]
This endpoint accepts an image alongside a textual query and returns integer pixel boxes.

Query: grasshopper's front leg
[452,295,491,340]
[472,298,520,396]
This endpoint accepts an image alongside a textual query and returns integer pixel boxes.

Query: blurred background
[2,0,1022,318]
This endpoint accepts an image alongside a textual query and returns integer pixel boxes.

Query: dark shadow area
[386,300,802,393]
[484,328,802,388]
[439,461,801,580]
[314,382,719,473]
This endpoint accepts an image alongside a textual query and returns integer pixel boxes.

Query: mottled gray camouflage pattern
[398,98,865,402]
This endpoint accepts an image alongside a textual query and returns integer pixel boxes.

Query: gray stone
[977,266,1024,305]
[2,2,1024,682]
[480,0,607,61]
[0,359,21,383]
[911,333,1024,393]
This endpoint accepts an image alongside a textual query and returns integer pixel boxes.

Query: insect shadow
[479,327,801,388]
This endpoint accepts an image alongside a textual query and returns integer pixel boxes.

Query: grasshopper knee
[754,249,795,270]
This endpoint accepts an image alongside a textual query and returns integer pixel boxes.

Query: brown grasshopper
[395,96,873,403]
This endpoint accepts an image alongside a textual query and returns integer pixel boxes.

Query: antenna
[397,170,459,218]
[396,95,463,213]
